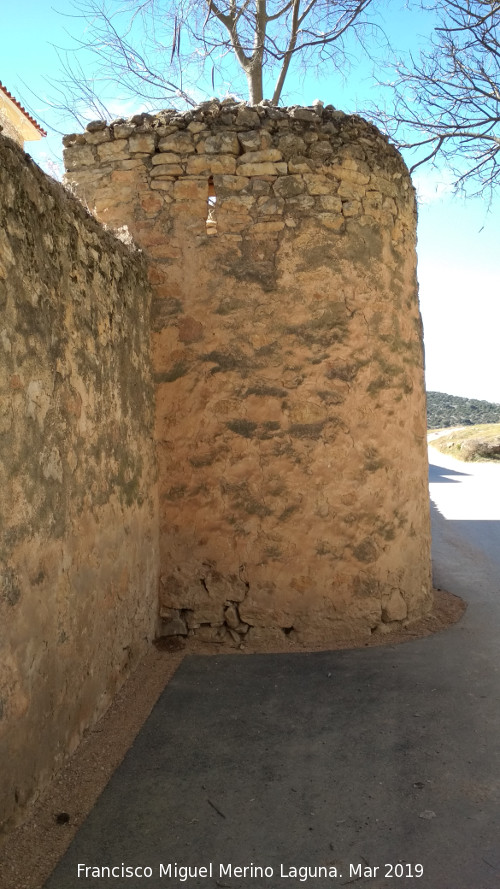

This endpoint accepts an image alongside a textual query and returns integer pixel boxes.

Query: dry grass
[431,423,500,462]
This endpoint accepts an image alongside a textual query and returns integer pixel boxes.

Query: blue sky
[3,0,500,403]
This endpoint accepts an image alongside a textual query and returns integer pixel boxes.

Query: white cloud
[413,169,455,205]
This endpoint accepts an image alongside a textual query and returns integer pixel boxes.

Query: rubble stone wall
[0,134,159,832]
[64,100,432,647]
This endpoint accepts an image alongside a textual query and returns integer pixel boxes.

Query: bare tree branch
[41,0,381,119]
[369,0,500,198]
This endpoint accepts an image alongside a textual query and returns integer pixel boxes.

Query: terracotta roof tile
[0,81,47,137]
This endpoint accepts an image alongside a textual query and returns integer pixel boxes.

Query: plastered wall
[64,100,432,647]
[0,135,159,832]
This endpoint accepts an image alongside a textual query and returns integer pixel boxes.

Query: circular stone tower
[63,100,432,645]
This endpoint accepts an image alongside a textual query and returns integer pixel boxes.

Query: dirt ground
[0,588,466,889]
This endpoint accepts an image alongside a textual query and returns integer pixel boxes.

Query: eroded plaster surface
[0,135,159,832]
[63,100,432,646]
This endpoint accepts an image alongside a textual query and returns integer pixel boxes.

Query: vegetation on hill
[430,424,500,462]
[427,391,500,430]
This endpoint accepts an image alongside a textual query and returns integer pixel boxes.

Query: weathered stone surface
[289,107,321,122]
[173,179,209,200]
[238,129,272,152]
[159,615,188,636]
[224,603,241,629]
[0,134,159,834]
[85,128,112,145]
[185,154,236,175]
[273,175,305,197]
[303,174,332,195]
[288,155,315,173]
[159,132,195,154]
[97,140,130,161]
[63,103,431,656]
[86,119,107,132]
[150,164,184,178]
[236,162,281,177]
[113,123,136,139]
[235,107,260,127]
[237,149,283,165]
[152,152,182,165]
[129,133,156,153]
[201,132,240,155]
[382,589,408,622]
[63,145,95,170]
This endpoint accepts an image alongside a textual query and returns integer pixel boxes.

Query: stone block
[238,129,272,152]
[330,164,370,184]
[251,220,285,233]
[318,194,342,212]
[371,176,398,198]
[220,194,255,212]
[63,145,96,170]
[216,175,249,192]
[284,194,315,211]
[235,107,260,127]
[152,152,182,165]
[97,140,130,161]
[201,132,240,155]
[85,128,111,145]
[303,174,332,195]
[341,200,362,217]
[150,164,184,177]
[129,133,156,153]
[159,132,195,154]
[317,213,345,232]
[256,197,285,215]
[185,154,236,175]
[338,181,366,201]
[237,149,283,165]
[187,121,206,133]
[110,169,147,185]
[159,615,188,636]
[288,156,315,173]
[113,123,136,139]
[277,134,307,158]
[150,180,176,192]
[289,107,321,122]
[224,603,240,629]
[382,589,408,622]
[273,175,305,197]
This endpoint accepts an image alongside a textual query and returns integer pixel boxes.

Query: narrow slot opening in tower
[206,176,217,235]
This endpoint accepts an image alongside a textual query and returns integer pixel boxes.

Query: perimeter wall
[0,134,159,833]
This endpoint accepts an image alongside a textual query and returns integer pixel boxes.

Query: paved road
[429,445,500,609]
[43,448,500,889]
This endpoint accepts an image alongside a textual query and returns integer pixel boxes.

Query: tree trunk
[246,64,264,104]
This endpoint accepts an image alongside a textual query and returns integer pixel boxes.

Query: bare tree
[43,0,378,125]
[375,0,500,196]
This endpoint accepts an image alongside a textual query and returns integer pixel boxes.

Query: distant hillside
[427,391,500,429]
